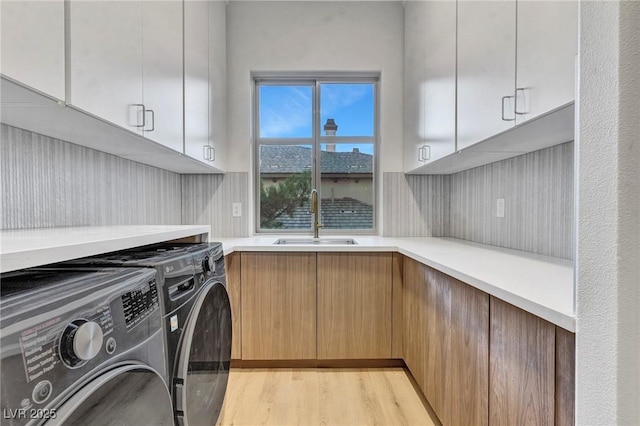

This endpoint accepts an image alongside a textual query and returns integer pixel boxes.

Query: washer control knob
[59,320,103,367]
[202,256,215,273]
[74,321,103,361]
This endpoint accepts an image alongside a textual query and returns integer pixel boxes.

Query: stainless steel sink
[274,238,358,245]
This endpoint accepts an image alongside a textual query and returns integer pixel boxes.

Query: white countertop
[0,225,210,273]
[0,228,575,332]
[212,235,576,332]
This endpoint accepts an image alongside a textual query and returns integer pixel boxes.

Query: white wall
[576,1,640,424]
[225,1,404,173]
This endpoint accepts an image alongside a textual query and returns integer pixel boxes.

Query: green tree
[260,170,312,228]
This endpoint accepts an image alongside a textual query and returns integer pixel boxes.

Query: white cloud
[320,84,371,117]
[260,86,312,138]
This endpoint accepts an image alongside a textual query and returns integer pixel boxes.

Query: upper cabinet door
[403,0,456,173]
[515,1,578,124]
[142,1,184,152]
[457,0,516,151]
[68,1,144,134]
[184,0,211,164]
[209,0,227,170]
[1,0,65,101]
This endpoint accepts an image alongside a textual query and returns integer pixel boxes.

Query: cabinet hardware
[145,109,155,132]
[132,104,145,128]
[515,88,527,115]
[203,145,215,161]
[501,95,516,121]
[418,145,430,162]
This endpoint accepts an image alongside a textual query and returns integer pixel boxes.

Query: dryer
[0,267,173,426]
[153,243,232,426]
[53,243,232,426]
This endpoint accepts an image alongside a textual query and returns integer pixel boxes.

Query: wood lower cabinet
[448,278,489,426]
[232,251,574,426]
[224,253,242,360]
[489,297,555,425]
[403,257,489,426]
[240,252,316,360]
[391,253,404,358]
[402,257,428,392]
[555,327,576,426]
[423,266,450,423]
[317,253,392,359]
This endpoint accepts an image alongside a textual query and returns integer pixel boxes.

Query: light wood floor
[217,368,439,426]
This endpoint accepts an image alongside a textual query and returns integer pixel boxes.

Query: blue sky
[259,83,375,147]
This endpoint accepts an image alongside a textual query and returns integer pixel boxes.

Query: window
[254,76,377,233]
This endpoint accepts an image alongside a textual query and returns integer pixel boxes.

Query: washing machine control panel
[0,273,161,425]
[192,245,225,285]
[202,255,215,273]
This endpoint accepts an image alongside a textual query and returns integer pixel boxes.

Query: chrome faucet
[310,189,323,238]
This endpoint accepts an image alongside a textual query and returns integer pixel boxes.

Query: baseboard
[230,359,406,369]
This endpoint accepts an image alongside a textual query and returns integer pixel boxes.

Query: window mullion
[314,80,322,220]
[256,138,314,146]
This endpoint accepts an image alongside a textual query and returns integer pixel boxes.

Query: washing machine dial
[202,255,215,273]
[59,320,103,367]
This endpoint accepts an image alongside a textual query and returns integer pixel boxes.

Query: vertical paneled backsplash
[448,142,574,259]
[1,124,182,229]
[384,142,574,260]
[383,172,449,237]
[181,173,249,237]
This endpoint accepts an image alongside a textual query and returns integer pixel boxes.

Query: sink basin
[274,238,358,245]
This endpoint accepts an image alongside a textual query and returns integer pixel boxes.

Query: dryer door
[52,364,173,425]
[174,281,232,426]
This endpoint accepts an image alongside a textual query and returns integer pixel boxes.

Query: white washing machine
[0,267,173,425]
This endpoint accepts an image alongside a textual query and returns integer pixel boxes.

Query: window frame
[253,72,380,235]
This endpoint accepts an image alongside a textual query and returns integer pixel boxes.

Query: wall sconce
[324,118,338,136]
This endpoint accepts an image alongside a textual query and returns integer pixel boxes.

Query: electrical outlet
[232,203,242,218]
[496,198,505,218]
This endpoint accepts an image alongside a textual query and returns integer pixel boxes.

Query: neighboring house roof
[267,197,373,230]
[260,145,372,174]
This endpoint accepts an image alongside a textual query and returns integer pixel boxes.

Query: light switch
[496,198,505,218]
[232,203,242,218]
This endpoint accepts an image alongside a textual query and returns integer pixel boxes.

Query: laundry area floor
[217,368,438,425]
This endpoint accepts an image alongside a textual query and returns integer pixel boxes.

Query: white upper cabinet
[184,0,226,171]
[457,0,517,151]
[1,0,65,101]
[184,0,212,165]
[403,1,456,173]
[142,1,184,152]
[208,0,227,171]
[515,1,578,124]
[405,0,577,174]
[68,1,144,134]
[69,0,184,151]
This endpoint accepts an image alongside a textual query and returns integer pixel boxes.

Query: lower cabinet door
[448,278,489,426]
[402,257,428,391]
[403,258,489,426]
[317,253,392,359]
[225,253,242,360]
[240,252,316,360]
[489,296,555,425]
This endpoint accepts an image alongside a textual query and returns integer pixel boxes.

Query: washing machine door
[174,281,232,426]
[52,364,173,425]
